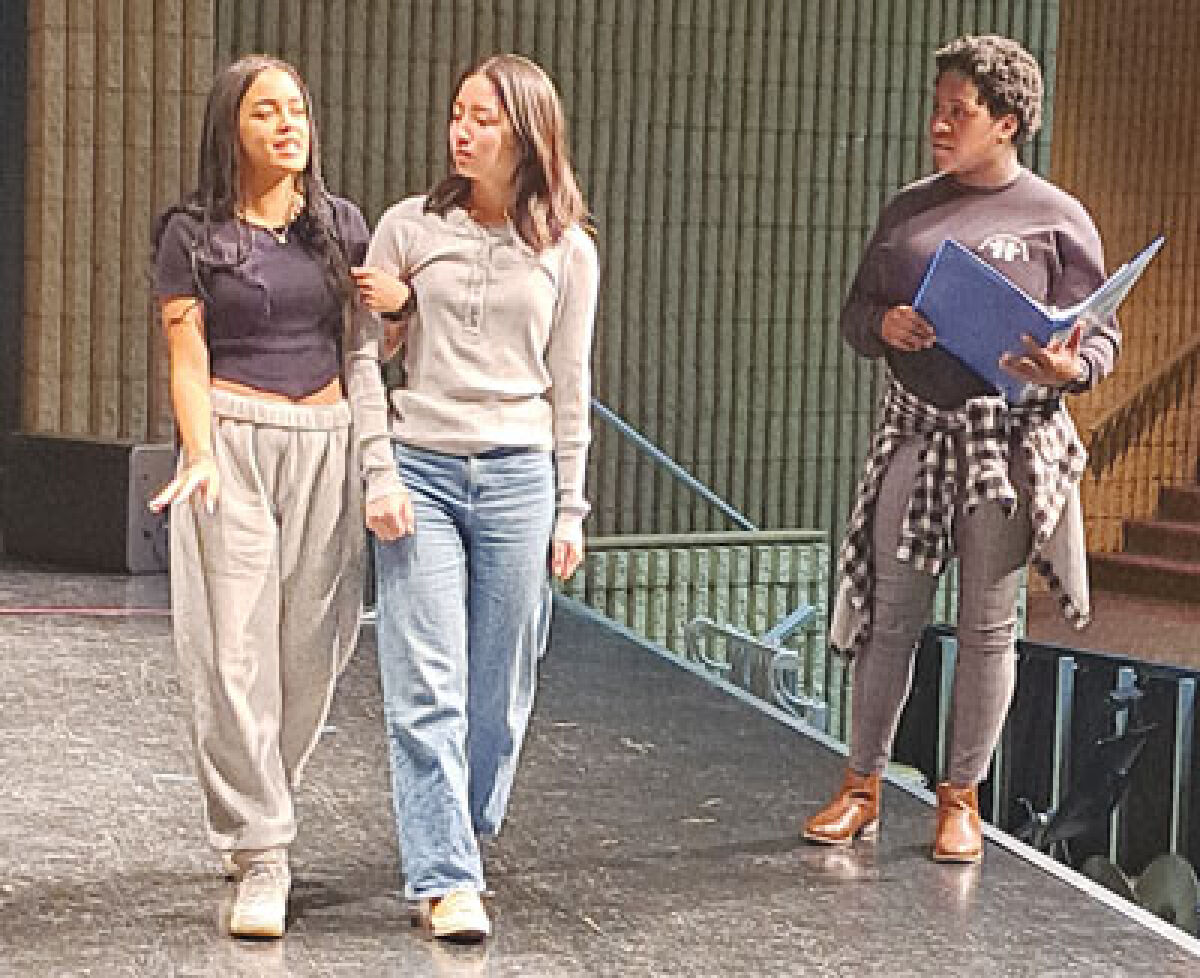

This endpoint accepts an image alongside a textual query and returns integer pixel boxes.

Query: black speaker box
[2,433,175,573]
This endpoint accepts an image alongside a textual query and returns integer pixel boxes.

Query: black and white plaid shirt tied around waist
[829,374,1091,656]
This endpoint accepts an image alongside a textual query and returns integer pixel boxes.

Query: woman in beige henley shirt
[354,54,599,941]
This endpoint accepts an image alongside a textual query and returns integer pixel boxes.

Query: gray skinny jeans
[849,435,1032,787]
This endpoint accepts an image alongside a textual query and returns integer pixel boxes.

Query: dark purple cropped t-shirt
[153,196,368,399]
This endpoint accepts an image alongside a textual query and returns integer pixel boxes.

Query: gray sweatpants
[170,389,365,852]
[849,435,1032,787]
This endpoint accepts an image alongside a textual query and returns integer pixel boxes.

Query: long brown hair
[152,54,357,312]
[427,54,586,252]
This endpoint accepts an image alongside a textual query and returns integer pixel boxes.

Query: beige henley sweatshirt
[367,195,600,537]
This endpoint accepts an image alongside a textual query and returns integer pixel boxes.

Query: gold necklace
[238,191,304,244]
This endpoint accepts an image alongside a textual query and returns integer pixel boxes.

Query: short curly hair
[935,35,1044,146]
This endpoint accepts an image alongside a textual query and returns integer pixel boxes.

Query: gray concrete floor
[1,564,1197,976]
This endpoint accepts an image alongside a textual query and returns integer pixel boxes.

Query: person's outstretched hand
[149,454,220,514]
[1000,321,1087,388]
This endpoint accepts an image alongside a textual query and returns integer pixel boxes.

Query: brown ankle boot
[933,782,982,863]
[802,769,880,845]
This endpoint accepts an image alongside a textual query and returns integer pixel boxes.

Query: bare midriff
[211,375,344,405]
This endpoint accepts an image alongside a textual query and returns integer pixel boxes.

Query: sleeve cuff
[1062,356,1093,394]
[553,511,585,543]
[364,467,405,505]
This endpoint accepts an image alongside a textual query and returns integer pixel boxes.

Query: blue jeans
[374,443,555,899]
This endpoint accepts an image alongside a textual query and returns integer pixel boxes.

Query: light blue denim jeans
[374,443,555,900]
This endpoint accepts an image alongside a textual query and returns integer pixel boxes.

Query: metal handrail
[683,609,829,729]
[590,398,831,729]
[591,399,757,531]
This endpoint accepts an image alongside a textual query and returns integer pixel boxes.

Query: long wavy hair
[426,54,586,252]
[152,54,357,316]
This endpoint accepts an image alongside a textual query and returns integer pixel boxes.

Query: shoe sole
[932,849,982,864]
[802,819,879,845]
[414,898,491,942]
[432,926,489,943]
[229,914,285,939]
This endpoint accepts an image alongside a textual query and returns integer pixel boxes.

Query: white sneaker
[228,849,290,939]
[428,889,490,942]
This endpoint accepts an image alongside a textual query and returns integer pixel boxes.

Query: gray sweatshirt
[840,169,1120,408]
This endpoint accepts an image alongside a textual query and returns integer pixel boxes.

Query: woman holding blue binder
[802,35,1120,863]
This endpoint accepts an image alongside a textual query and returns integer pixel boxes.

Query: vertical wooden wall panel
[342,0,367,210]
[764,3,793,532]
[59,0,93,434]
[157,3,216,440]
[259,0,280,53]
[148,2,186,442]
[22,0,214,441]
[0,1,28,443]
[605,4,635,530]
[633,1,661,533]
[663,2,689,530]
[586,4,618,532]
[688,0,717,533]
[717,1,742,531]
[1053,0,1200,551]
[363,3,389,215]
[118,0,154,438]
[382,4,408,209]
[319,1,346,197]
[181,3,214,202]
[214,0,235,64]
[91,0,122,437]
[24,0,1082,566]
[23,0,67,432]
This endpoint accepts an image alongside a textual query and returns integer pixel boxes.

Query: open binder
[913,236,1165,402]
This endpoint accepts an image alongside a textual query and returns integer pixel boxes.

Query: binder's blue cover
[913,236,1164,402]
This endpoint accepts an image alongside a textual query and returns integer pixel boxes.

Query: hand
[550,529,584,581]
[881,305,936,351]
[999,322,1087,388]
[351,266,411,316]
[366,489,415,541]
[148,454,220,514]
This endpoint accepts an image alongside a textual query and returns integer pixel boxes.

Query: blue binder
[912,236,1164,402]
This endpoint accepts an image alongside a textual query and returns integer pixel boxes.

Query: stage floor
[1,565,1196,976]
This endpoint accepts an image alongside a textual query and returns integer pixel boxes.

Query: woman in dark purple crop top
[148,55,407,939]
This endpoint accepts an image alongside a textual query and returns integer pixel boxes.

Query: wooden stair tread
[1090,552,1200,574]
[1125,518,1200,534]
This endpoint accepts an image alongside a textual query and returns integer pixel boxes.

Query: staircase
[1090,484,1200,603]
